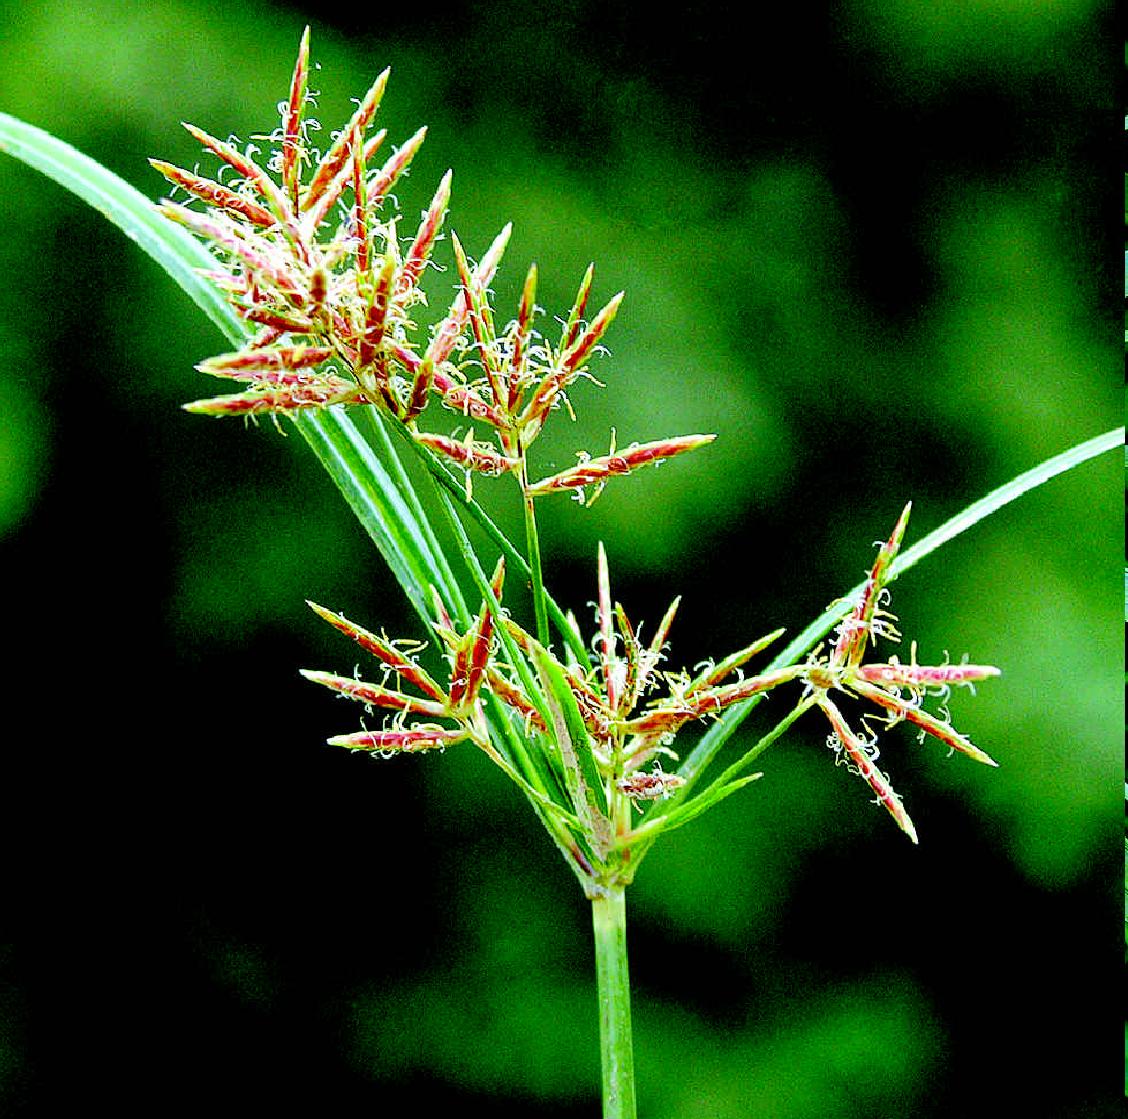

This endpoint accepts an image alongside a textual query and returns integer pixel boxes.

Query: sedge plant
[1,29,1121,1116]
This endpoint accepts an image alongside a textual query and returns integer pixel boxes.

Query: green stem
[591,886,637,1119]
[522,472,550,647]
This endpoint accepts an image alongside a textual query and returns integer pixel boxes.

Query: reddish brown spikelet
[441,386,507,429]
[327,726,467,752]
[628,595,680,701]
[485,669,546,731]
[306,600,446,702]
[414,432,519,476]
[621,705,696,739]
[282,26,310,205]
[248,326,285,350]
[158,203,306,301]
[561,659,609,720]
[426,223,513,366]
[597,543,619,712]
[687,627,786,694]
[519,293,623,430]
[197,345,333,375]
[368,125,427,208]
[526,434,715,496]
[519,365,574,437]
[446,632,472,710]
[302,66,391,214]
[617,770,687,800]
[239,307,315,334]
[302,128,388,235]
[299,670,449,718]
[650,596,680,656]
[562,290,623,374]
[350,125,371,276]
[849,680,998,766]
[613,603,642,712]
[454,559,505,708]
[833,502,912,667]
[564,673,614,740]
[404,356,435,422]
[308,266,329,317]
[183,378,358,415]
[362,129,389,168]
[450,231,504,399]
[818,695,918,843]
[856,662,1002,688]
[510,261,538,408]
[149,159,276,226]
[358,254,397,371]
[400,170,452,293]
[561,264,594,351]
[685,667,802,717]
[427,298,471,369]
[193,367,323,388]
[460,617,493,711]
[180,122,293,228]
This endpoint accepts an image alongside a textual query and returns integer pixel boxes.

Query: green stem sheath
[591,886,637,1119]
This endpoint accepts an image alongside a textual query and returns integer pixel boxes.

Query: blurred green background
[0,0,1119,1114]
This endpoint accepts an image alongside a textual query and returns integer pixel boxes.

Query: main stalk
[591,886,637,1119]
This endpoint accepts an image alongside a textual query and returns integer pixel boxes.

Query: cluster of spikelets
[158,31,1000,872]
[302,503,999,859]
[798,503,999,844]
[151,26,711,504]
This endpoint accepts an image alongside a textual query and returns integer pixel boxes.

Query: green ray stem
[521,462,550,647]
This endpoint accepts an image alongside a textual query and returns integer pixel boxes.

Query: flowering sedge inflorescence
[301,540,798,883]
[303,502,998,883]
[796,503,999,843]
[152,27,711,505]
[159,31,1000,888]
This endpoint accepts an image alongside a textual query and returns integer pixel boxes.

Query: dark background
[0,1,1120,1114]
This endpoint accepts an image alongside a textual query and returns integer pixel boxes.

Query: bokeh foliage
[0,0,1118,1114]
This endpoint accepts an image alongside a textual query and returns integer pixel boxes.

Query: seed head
[798,504,1000,839]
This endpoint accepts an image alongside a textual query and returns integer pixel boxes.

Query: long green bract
[0,112,241,344]
[0,111,462,629]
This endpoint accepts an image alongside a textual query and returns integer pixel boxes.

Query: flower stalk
[521,461,551,645]
[592,887,636,1119]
